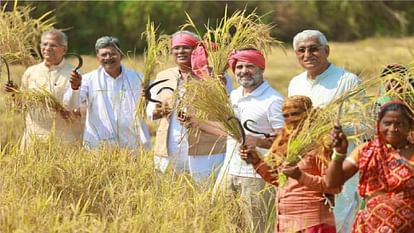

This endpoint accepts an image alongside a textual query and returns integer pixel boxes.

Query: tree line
[9,1,414,54]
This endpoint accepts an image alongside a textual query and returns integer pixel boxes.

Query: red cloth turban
[228,50,266,72]
[172,33,199,48]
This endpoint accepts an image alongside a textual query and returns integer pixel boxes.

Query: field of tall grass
[1,36,414,232]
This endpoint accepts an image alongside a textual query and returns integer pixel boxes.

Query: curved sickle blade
[227,116,246,145]
[146,78,173,103]
[156,87,174,95]
[243,119,271,138]
[0,56,11,84]
[66,53,83,71]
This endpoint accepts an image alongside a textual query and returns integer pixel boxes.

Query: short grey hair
[41,29,68,47]
[171,30,200,41]
[293,30,328,50]
[95,36,121,53]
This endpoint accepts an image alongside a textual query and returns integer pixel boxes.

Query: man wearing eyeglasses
[4,29,83,150]
[288,30,360,107]
[64,36,150,150]
[288,30,361,233]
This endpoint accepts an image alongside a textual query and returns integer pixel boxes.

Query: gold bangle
[332,149,346,162]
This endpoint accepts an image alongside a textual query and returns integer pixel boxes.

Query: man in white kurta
[5,29,83,149]
[288,30,361,233]
[64,36,150,150]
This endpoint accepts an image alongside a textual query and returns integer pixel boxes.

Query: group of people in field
[4,28,414,233]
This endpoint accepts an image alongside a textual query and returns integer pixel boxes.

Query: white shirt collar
[241,80,269,98]
[101,64,124,80]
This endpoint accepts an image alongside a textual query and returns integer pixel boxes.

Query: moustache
[102,59,116,65]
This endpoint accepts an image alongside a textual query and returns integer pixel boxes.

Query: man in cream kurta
[64,36,150,150]
[5,29,83,149]
[21,59,83,144]
[147,67,232,181]
[147,31,232,182]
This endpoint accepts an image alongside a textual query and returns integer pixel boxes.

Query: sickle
[145,79,174,104]
[156,87,175,95]
[0,56,11,85]
[66,53,83,72]
[243,119,272,138]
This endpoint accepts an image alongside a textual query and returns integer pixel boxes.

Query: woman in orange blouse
[327,100,414,232]
[240,95,340,233]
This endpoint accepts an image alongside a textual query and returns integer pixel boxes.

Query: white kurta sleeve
[63,75,89,110]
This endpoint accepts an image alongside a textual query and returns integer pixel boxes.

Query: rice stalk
[10,88,68,116]
[266,76,380,185]
[0,134,245,232]
[179,78,244,143]
[176,8,282,142]
[0,2,55,65]
[135,18,171,119]
[182,7,282,77]
[379,62,414,112]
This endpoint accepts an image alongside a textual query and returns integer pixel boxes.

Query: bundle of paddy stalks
[178,77,244,143]
[136,18,171,119]
[10,88,68,116]
[182,7,282,77]
[378,63,414,112]
[0,1,55,65]
[267,77,378,185]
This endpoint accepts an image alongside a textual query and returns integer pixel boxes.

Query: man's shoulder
[124,67,143,78]
[24,62,43,73]
[289,71,307,84]
[332,64,360,81]
[264,84,284,100]
[83,68,99,78]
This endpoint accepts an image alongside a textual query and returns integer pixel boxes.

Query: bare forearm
[325,160,347,188]
[255,138,273,149]
[252,159,278,186]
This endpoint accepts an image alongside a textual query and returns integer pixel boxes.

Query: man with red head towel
[214,48,284,233]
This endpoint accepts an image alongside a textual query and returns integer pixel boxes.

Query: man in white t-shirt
[288,29,361,233]
[214,48,284,233]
